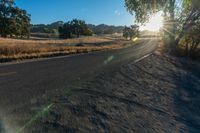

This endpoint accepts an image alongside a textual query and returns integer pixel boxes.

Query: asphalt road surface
[0,38,158,132]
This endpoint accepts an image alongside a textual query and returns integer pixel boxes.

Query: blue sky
[15,0,134,26]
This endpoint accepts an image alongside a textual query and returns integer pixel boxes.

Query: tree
[124,0,200,54]
[82,27,93,36]
[18,9,31,38]
[123,25,139,40]
[123,26,129,39]
[0,0,14,37]
[0,0,30,38]
[129,25,139,40]
[70,19,84,38]
[58,19,93,39]
[180,15,200,58]
[175,0,200,48]
[58,22,72,38]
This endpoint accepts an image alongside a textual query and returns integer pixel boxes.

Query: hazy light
[16,104,54,133]
[140,11,163,31]
[132,37,138,42]
[103,56,114,65]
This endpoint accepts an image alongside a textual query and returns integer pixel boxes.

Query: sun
[140,11,163,31]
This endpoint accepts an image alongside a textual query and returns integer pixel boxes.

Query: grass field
[0,36,132,62]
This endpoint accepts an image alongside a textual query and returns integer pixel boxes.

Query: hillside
[31,21,124,36]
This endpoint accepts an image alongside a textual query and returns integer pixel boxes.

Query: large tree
[123,25,139,40]
[58,22,72,38]
[124,0,200,53]
[58,19,93,39]
[0,0,30,38]
[179,0,200,58]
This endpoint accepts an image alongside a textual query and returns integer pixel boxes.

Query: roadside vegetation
[0,0,30,38]
[0,37,132,62]
[31,22,124,38]
[125,0,200,59]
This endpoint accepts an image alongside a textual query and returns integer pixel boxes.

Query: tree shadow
[171,58,200,132]
[0,119,5,133]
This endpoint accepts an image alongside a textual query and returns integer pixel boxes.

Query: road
[0,38,158,132]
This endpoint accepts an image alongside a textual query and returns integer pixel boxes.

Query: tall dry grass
[0,36,131,62]
[0,36,112,45]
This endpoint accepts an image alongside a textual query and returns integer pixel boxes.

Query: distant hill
[31,21,64,34]
[31,21,124,35]
[88,24,124,34]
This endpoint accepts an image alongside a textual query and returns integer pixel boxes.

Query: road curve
[0,38,158,132]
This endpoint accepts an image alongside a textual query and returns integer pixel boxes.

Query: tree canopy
[58,19,93,39]
[125,0,200,56]
[0,0,31,38]
[123,25,139,40]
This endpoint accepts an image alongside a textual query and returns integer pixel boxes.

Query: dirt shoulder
[16,49,200,132]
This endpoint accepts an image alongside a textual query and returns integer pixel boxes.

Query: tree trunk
[174,8,199,51]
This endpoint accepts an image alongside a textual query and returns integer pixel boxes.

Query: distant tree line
[0,0,30,38]
[123,25,139,40]
[31,21,64,34]
[31,22,124,35]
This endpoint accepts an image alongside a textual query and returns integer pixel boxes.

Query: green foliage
[58,19,93,39]
[31,22,123,35]
[125,0,200,57]
[123,25,139,40]
[123,26,129,39]
[180,18,200,58]
[82,27,93,36]
[0,0,31,38]
[125,0,165,24]
[58,22,72,38]
[124,0,177,51]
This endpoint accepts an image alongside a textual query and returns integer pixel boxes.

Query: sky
[15,0,134,26]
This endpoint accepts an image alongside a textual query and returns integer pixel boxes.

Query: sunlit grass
[0,37,132,62]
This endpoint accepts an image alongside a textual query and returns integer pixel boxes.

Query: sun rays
[140,11,164,32]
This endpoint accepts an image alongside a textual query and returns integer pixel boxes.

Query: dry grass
[0,36,132,62]
[0,36,111,45]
